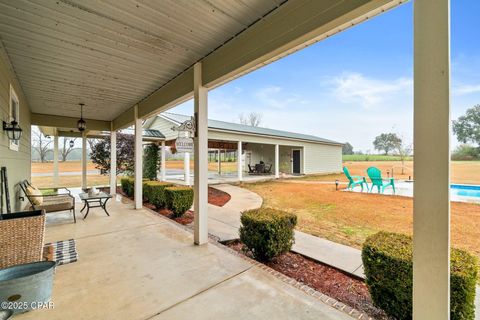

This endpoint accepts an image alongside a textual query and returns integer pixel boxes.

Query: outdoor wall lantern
[69,140,75,148]
[77,103,86,132]
[2,119,22,142]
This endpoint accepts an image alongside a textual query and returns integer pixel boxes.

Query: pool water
[450,184,480,198]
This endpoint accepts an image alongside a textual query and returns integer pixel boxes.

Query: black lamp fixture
[3,119,22,141]
[69,139,75,148]
[77,103,86,132]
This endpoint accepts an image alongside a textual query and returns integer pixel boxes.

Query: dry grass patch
[298,160,480,185]
[32,161,97,173]
[242,181,480,259]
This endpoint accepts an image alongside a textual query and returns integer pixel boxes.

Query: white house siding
[302,142,342,174]
[208,130,342,175]
[0,46,31,211]
[149,116,178,140]
[148,118,342,175]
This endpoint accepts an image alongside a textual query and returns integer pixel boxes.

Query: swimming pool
[349,182,480,203]
[451,184,480,199]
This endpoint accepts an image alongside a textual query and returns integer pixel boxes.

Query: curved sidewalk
[208,184,364,278]
[207,184,262,242]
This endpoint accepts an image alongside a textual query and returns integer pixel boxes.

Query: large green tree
[452,104,480,146]
[373,133,402,155]
[342,142,354,155]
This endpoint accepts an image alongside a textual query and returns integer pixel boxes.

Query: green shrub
[120,177,134,197]
[144,181,174,208]
[451,144,480,161]
[165,186,194,217]
[143,144,159,180]
[239,208,297,262]
[362,231,478,320]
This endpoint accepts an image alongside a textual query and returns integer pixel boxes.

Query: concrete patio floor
[16,195,352,320]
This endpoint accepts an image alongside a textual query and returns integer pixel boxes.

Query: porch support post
[274,144,279,178]
[81,132,87,190]
[193,62,208,245]
[134,105,143,209]
[109,129,117,195]
[217,149,221,174]
[413,0,450,319]
[160,140,166,181]
[184,152,191,186]
[237,141,243,181]
[53,135,59,187]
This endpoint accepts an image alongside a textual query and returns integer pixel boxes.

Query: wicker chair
[20,180,76,223]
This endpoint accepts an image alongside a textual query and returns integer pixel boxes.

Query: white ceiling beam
[31,113,111,131]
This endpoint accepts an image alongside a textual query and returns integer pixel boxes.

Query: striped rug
[43,239,78,266]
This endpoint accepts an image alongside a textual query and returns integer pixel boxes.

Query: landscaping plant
[165,186,194,217]
[120,177,134,197]
[239,208,297,262]
[143,144,159,180]
[144,181,174,209]
[362,231,478,320]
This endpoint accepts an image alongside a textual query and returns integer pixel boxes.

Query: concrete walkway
[208,184,364,278]
[17,195,352,320]
[208,184,480,319]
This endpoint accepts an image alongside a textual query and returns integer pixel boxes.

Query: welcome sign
[175,136,194,153]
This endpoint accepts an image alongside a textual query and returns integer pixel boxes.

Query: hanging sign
[172,116,196,153]
[175,137,194,153]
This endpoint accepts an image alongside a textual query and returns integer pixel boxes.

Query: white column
[193,62,208,245]
[184,152,190,186]
[53,135,59,187]
[81,132,87,190]
[160,140,166,181]
[109,129,117,195]
[134,105,143,209]
[217,149,221,174]
[413,1,450,319]
[274,144,279,178]
[237,141,243,181]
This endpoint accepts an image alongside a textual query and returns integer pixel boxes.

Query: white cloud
[254,85,308,109]
[453,83,480,96]
[328,72,412,108]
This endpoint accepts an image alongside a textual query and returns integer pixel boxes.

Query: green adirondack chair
[367,167,395,194]
[343,166,368,191]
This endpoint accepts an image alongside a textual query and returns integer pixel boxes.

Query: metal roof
[160,113,342,145]
[0,0,284,121]
[123,129,165,139]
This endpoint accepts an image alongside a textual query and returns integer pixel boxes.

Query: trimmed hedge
[143,144,159,180]
[362,231,478,320]
[144,181,174,209]
[165,186,194,217]
[239,208,297,262]
[120,177,134,197]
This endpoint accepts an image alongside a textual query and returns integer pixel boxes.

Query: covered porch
[0,0,453,318]
[15,196,350,320]
[157,139,304,185]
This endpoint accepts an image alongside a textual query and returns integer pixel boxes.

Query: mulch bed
[227,240,388,319]
[208,187,231,206]
[100,186,230,226]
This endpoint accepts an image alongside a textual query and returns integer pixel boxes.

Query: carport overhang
[0,0,451,318]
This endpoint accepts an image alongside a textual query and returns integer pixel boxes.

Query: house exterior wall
[208,130,342,175]
[0,47,31,211]
[148,117,342,175]
[149,116,178,140]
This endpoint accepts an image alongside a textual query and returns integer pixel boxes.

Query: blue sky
[170,1,480,152]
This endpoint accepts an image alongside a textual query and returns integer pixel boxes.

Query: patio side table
[79,192,112,220]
